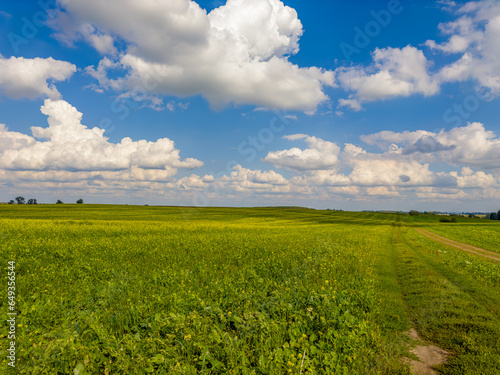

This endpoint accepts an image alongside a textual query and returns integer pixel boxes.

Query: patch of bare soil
[404,329,450,375]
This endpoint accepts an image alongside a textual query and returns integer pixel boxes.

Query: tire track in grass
[390,226,450,375]
[380,226,449,375]
[372,225,414,374]
[404,228,500,318]
[413,228,500,262]
[396,227,500,374]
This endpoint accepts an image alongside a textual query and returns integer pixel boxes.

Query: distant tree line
[408,209,500,222]
[485,210,500,220]
[409,210,439,216]
[8,196,36,205]
[7,197,84,204]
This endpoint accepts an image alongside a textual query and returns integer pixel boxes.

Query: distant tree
[56,200,63,204]
[498,210,500,220]
[8,200,15,204]
[409,210,419,216]
[468,213,477,218]
[27,198,37,205]
[15,196,25,205]
[490,212,498,220]
[485,213,491,219]
[76,199,83,204]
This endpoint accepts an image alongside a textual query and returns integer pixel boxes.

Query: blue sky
[0,0,499,211]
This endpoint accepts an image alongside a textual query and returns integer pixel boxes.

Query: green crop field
[1,206,499,374]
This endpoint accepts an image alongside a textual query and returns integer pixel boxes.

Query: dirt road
[414,228,500,262]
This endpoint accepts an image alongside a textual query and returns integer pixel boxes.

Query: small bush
[439,217,457,223]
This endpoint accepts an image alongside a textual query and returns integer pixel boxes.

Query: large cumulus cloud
[50,0,334,112]
[0,99,203,173]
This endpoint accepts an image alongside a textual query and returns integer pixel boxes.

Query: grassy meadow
[1,206,499,374]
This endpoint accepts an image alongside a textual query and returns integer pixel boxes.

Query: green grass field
[1,206,499,374]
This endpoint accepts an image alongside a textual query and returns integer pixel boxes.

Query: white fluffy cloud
[260,129,499,194]
[52,15,118,55]
[2,126,498,204]
[177,165,296,196]
[0,99,203,173]
[428,0,500,96]
[361,129,435,149]
[263,135,340,170]
[51,0,334,112]
[261,129,497,190]
[347,158,435,187]
[452,167,496,188]
[362,122,500,169]
[223,165,288,186]
[261,134,438,187]
[334,1,500,111]
[0,56,76,100]
[336,46,439,111]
